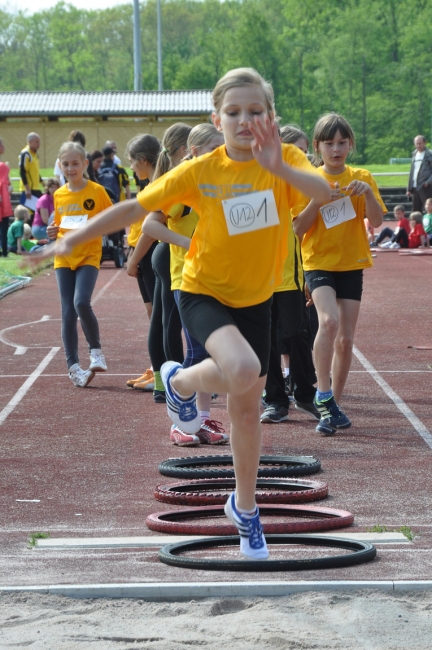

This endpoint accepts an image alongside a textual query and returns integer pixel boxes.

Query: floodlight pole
[133,0,142,91]
[157,0,163,91]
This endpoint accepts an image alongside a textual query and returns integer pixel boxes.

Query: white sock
[200,411,210,424]
[283,368,290,377]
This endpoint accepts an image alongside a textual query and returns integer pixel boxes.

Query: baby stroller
[100,187,126,268]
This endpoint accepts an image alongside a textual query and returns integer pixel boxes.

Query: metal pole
[157,0,163,91]
[133,0,142,91]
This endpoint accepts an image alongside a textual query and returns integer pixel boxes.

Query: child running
[42,69,330,559]
[143,122,228,446]
[293,113,385,436]
[48,141,112,387]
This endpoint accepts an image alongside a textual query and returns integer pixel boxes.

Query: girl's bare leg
[331,298,361,403]
[310,286,339,393]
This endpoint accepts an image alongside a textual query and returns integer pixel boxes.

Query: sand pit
[1,589,432,648]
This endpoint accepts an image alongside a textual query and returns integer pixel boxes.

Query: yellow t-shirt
[299,166,387,272]
[128,218,144,248]
[136,144,313,308]
[53,181,112,270]
[167,204,199,291]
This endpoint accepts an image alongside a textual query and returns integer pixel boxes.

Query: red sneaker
[170,424,200,447]
[197,420,229,445]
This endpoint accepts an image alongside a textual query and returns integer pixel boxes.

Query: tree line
[1,0,431,163]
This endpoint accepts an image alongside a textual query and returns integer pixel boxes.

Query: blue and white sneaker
[314,394,351,436]
[224,492,269,560]
[160,361,201,434]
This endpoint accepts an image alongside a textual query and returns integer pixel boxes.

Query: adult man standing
[407,135,432,212]
[104,140,122,166]
[99,146,131,203]
[19,132,43,208]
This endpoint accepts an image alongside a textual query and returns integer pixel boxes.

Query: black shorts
[178,291,272,377]
[304,269,363,302]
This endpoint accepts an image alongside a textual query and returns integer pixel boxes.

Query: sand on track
[1,589,432,649]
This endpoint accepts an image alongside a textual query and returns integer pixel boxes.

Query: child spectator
[408,212,429,248]
[422,198,432,245]
[32,178,59,241]
[372,204,410,248]
[0,137,13,257]
[7,205,30,254]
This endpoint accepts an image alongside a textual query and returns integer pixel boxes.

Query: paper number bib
[222,190,279,236]
[320,196,356,229]
[60,215,89,229]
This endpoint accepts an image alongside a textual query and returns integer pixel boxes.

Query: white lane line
[353,345,432,449]
[0,315,52,355]
[92,269,123,305]
[0,347,60,426]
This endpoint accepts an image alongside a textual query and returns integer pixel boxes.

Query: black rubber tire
[158,534,377,572]
[154,478,329,506]
[158,455,321,479]
[114,247,125,268]
[146,504,354,535]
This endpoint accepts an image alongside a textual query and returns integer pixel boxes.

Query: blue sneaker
[224,492,269,560]
[314,394,351,436]
[160,361,200,434]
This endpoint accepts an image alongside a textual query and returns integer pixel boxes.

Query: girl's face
[212,85,270,161]
[60,150,88,182]
[129,156,152,180]
[48,183,59,195]
[315,129,352,174]
[92,156,103,171]
[192,134,224,157]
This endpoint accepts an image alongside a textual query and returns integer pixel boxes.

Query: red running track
[0,254,432,585]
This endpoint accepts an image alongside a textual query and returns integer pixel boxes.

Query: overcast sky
[4,0,130,13]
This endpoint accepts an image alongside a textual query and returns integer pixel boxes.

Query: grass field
[9,164,409,189]
[0,252,52,288]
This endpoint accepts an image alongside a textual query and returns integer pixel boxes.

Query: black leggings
[135,240,158,304]
[376,227,408,248]
[55,265,100,369]
[147,242,183,371]
[1,217,10,256]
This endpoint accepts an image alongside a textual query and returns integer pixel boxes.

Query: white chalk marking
[0,315,52,355]
[0,347,60,426]
[353,345,432,449]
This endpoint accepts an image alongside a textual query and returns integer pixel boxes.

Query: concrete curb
[1,581,432,600]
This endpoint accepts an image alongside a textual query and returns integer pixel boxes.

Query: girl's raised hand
[249,116,282,174]
[342,180,371,197]
[47,223,59,240]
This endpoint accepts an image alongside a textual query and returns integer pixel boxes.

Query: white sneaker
[380,241,392,248]
[89,349,107,372]
[389,242,400,249]
[160,361,200,434]
[69,364,95,388]
[224,492,269,560]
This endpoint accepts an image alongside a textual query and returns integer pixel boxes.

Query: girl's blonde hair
[409,211,423,224]
[212,67,275,116]
[14,205,29,220]
[187,123,223,153]
[23,223,32,238]
[154,123,192,180]
[279,124,309,147]
[58,141,89,179]
[312,113,355,166]
[125,133,161,167]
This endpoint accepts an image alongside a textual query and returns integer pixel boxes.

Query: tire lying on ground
[154,478,329,506]
[146,504,354,535]
[158,455,321,479]
[158,534,377,572]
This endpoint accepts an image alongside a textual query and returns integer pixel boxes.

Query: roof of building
[0,91,214,117]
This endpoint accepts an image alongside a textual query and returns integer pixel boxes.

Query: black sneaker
[153,389,166,403]
[260,405,289,423]
[314,395,351,436]
[294,399,321,421]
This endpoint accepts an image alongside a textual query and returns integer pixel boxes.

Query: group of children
[33,67,389,561]
[371,201,431,249]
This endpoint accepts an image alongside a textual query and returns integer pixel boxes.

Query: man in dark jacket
[407,135,432,212]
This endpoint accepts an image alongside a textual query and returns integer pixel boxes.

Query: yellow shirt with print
[167,204,199,291]
[54,181,112,270]
[136,144,313,308]
[299,166,387,272]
